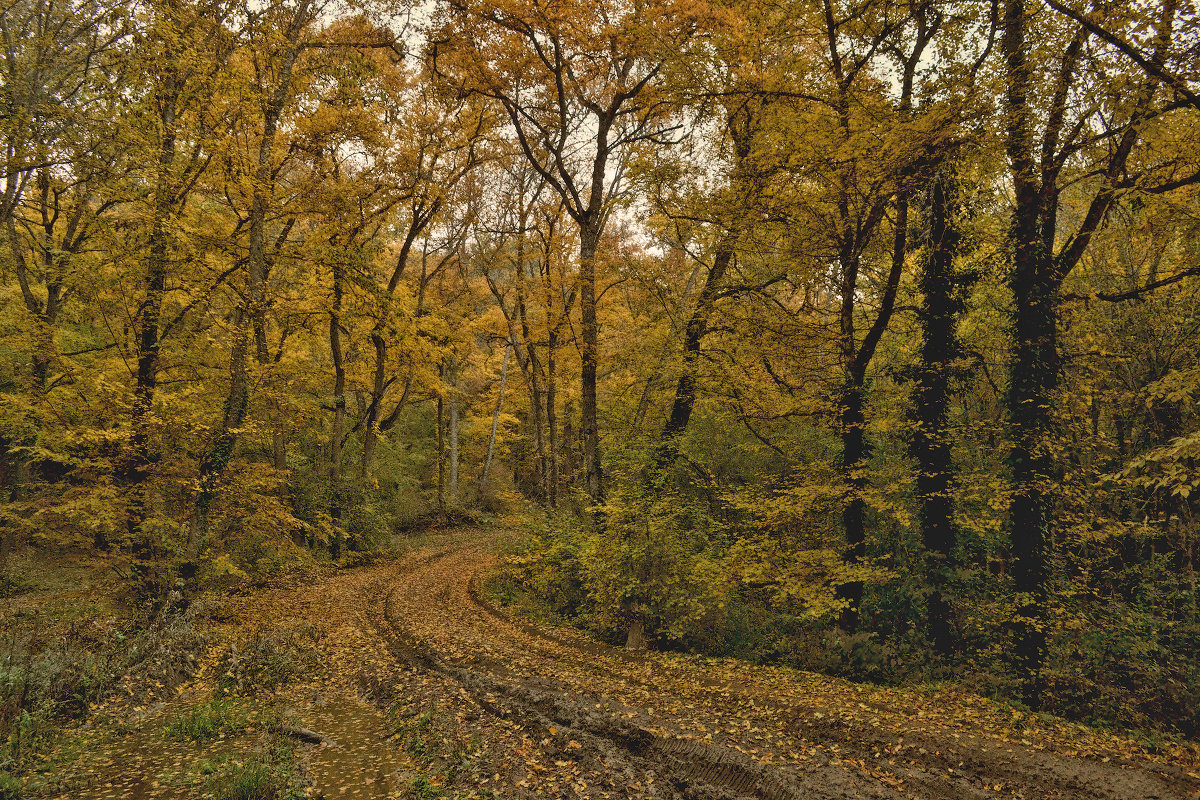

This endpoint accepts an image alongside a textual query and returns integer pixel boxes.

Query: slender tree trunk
[0,439,16,575]
[510,230,548,499]
[188,14,308,559]
[188,305,250,557]
[250,2,309,478]
[837,380,869,632]
[837,195,909,632]
[518,283,547,500]
[654,234,736,470]
[448,357,459,505]
[479,344,510,490]
[362,331,386,475]
[911,166,964,657]
[547,329,559,507]
[362,208,434,475]
[437,364,446,515]
[329,258,346,559]
[579,222,604,504]
[0,523,10,576]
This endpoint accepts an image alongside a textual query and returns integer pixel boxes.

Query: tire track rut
[367,532,1200,800]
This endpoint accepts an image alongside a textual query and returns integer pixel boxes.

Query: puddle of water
[288,689,412,800]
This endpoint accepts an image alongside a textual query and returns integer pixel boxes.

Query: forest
[3,0,1200,777]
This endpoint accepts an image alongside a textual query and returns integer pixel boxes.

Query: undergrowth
[202,737,305,800]
[0,606,204,776]
[215,623,324,695]
[164,698,252,742]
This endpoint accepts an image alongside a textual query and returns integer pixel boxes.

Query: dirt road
[352,532,1200,800]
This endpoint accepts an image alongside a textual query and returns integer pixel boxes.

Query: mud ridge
[377,579,816,800]
[370,536,1200,800]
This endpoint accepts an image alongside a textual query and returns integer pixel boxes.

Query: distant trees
[431,0,701,505]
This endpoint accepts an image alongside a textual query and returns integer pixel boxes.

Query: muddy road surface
[360,532,1200,800]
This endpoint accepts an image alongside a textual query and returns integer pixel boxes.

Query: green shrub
[405,776,444,800]
[582,487,731,643]
[0,575,29,600]
[0,770,23,799]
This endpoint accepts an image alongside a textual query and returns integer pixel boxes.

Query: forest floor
[10,527,1200,799]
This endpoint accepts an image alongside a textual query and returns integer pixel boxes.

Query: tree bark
[654,234,735,471]
[187,305,250,556]
[362,204,437,475]
[127,80,179,565]
[437,364,446,516]
[579,221,604,504]
[546,328,559,507]
[448,357,459,505]
[186,4,312,562]
[248,1,309,480]
[329,257,346,559]
[911,165,964,657]
[479,344,510,490]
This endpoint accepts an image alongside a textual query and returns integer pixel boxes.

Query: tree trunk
[127,83,179,567]
[654,233,735,471]
[479,344,510,490]
[1002,0,1056,707]
[911,165,964,657]
[836,381,869,632]
[437,367,446,516]
[579,222,604,504]
[0,439,16,575]
[448,358,459,505]
[362,206,434,476]
[187,305,251,558]
[251,3,310,479]
[547,329,559,507]
[329,258,346,559]
[517,272,547,500]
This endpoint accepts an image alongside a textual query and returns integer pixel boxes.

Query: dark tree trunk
[329,257,346,559]
[1002,0,1058,706]
[517,267,547,500]
[836,195,909,633]
[547,328,559,507]
[0,437,17,575]
[188,306,250,557]
[911,166,965,657]
[654,235,735,471]
[437,363,446,516]
[998,0,1172,705]
[127,84,179,568]
[449,359,459,505]
[479,344,510,491]
[836,381,869,632]
[580,222,604,504]
[362,205,435,475]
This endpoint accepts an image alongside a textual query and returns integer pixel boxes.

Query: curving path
[363,531,1200,800]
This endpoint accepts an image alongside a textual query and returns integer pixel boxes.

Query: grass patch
[204,740,304,800]
[164,698,251,742]
[0,771,23,800]
[0,574,30,599]
[404,775,444,799]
